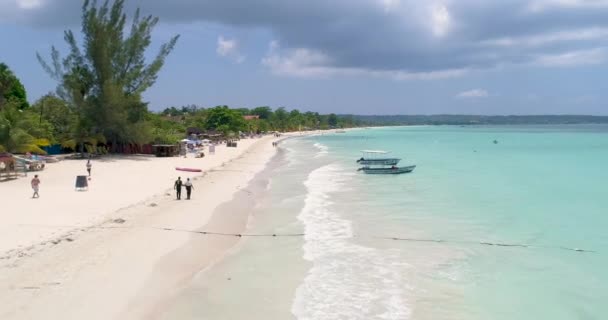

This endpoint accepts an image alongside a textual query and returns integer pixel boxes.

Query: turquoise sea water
[164,125,608,319]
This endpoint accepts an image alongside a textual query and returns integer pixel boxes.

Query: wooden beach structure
[152,144,179,157]
[0,153,18,181]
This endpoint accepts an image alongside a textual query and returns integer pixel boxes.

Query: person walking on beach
[31,175,40,198]
[174,177,183,200]
[86,159,92,177]
[184,178,194,200]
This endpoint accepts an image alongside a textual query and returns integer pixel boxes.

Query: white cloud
[534,48,608,67]
[483,28,608,48]
[4,0,608,79]
[216,35,245,63]
[379,0,400,12]
[430,4,451,37]
[390,68,468,80]
[528,0,608,12]
[16,0,43,9]
[261,42,335,77]
[456,89,489,98]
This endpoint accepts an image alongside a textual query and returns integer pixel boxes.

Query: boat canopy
[361,150,389,154]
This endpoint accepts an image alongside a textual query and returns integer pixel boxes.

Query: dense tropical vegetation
[0,63,48,153]
[153,105,359,143]
[0,0,359,154]
[0,63,29,110]
[36,0,179,152]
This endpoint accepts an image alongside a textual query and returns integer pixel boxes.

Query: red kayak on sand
[175,167,202,172]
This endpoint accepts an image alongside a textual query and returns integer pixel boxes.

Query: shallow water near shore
[163,126,608,319]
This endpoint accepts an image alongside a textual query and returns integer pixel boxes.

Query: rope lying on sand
[150,227,596,254]
[14,223,596,254]
[153,227,305,238]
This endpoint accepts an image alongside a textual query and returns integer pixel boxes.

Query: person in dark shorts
[184,178,194,200]
[174,177,182,200]
[86,159,92,176]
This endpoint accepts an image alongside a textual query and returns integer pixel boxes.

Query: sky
[1,0,608,115]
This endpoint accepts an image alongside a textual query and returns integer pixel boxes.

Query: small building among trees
[243,115,260,120]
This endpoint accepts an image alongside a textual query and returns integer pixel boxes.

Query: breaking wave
[291,164,412,320]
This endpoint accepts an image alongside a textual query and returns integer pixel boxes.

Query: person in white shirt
[184,178,194,200]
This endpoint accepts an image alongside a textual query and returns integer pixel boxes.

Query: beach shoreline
[142,144,287,319]
[0,134,282,319]
[0,129,350,319]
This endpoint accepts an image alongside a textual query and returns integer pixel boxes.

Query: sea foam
[291,164,412,320]
[312,142,329,158]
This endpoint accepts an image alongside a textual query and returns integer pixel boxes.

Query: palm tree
[0,101,48,154]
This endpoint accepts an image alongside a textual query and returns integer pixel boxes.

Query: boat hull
[358,165,416,174]
[356,158,401,166]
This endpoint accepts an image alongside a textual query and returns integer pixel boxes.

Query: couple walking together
[174,177,194,200]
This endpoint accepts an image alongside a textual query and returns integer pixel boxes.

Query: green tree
[0,100,50,153]
[146,110,188,144]
[253,119,270,133]
[30,94,78,144]
[271,107,289,131]
[161,106,180,117]
[0,63,29,110]
[181,104,198,114]
[37,0,179,149]
[302,111,317,129]
[234,108,251,116]
[251,106,272,119]
[204,106,246,135]
[328,113,338,128]
[183,108,208,129]
[288,109,304,131]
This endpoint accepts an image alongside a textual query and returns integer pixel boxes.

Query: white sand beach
[0,135,281,319]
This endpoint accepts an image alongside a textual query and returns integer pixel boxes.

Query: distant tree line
[152,105,359,143]
[348,115,608,126]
